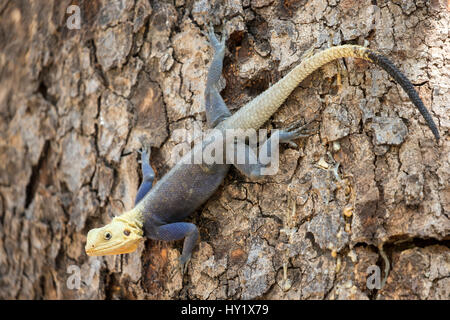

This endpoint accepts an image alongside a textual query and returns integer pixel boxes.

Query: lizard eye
[123,229,130,236]
[104,232,112,240]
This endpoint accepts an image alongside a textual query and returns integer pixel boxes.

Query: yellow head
[85,209,144,256]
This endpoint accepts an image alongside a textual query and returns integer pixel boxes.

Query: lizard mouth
[85,240,124,256]
[85,238,141,256]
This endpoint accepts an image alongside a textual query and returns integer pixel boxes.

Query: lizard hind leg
[277,119,319,148]
[204,23,231,128]
[230,122,317,179]
[134,146,155,205]
[149,222,199,276]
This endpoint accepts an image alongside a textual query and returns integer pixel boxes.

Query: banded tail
[225,45,440,141]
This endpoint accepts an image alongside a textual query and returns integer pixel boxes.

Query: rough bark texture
[0,0,448,300]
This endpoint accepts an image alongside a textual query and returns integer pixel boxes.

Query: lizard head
[85,209,144,256]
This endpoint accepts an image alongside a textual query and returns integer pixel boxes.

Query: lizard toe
[178,253,192,277]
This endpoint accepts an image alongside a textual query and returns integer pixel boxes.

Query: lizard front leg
[204,23,231,128]
[134,146,155,205]
[145,221,199,275]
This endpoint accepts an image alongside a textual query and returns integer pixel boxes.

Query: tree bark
[0,0,448,299]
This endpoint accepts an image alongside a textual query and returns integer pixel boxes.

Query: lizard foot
[168,254,191,280]
[178,253,191,277]
[137,139,151,164]
[204,22,227,52]
[137,148,145,164]
[278,120,319,148]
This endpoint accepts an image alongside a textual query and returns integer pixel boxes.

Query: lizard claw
[168,253,192,281]
[137,135,151,155]
[278,120,319,145]
[137,144,151,155]
[204,22,219,46]
[137,149,150,165]
[168,253,191,279]
[137,144,151,161]
[205,22,227,52]
[168,254,189,280]
[220,27,228,46]
[178,253,191,277]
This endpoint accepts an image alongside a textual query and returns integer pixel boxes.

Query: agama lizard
[85,25,440,273]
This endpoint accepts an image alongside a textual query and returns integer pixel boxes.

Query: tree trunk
[0,0,448,299]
